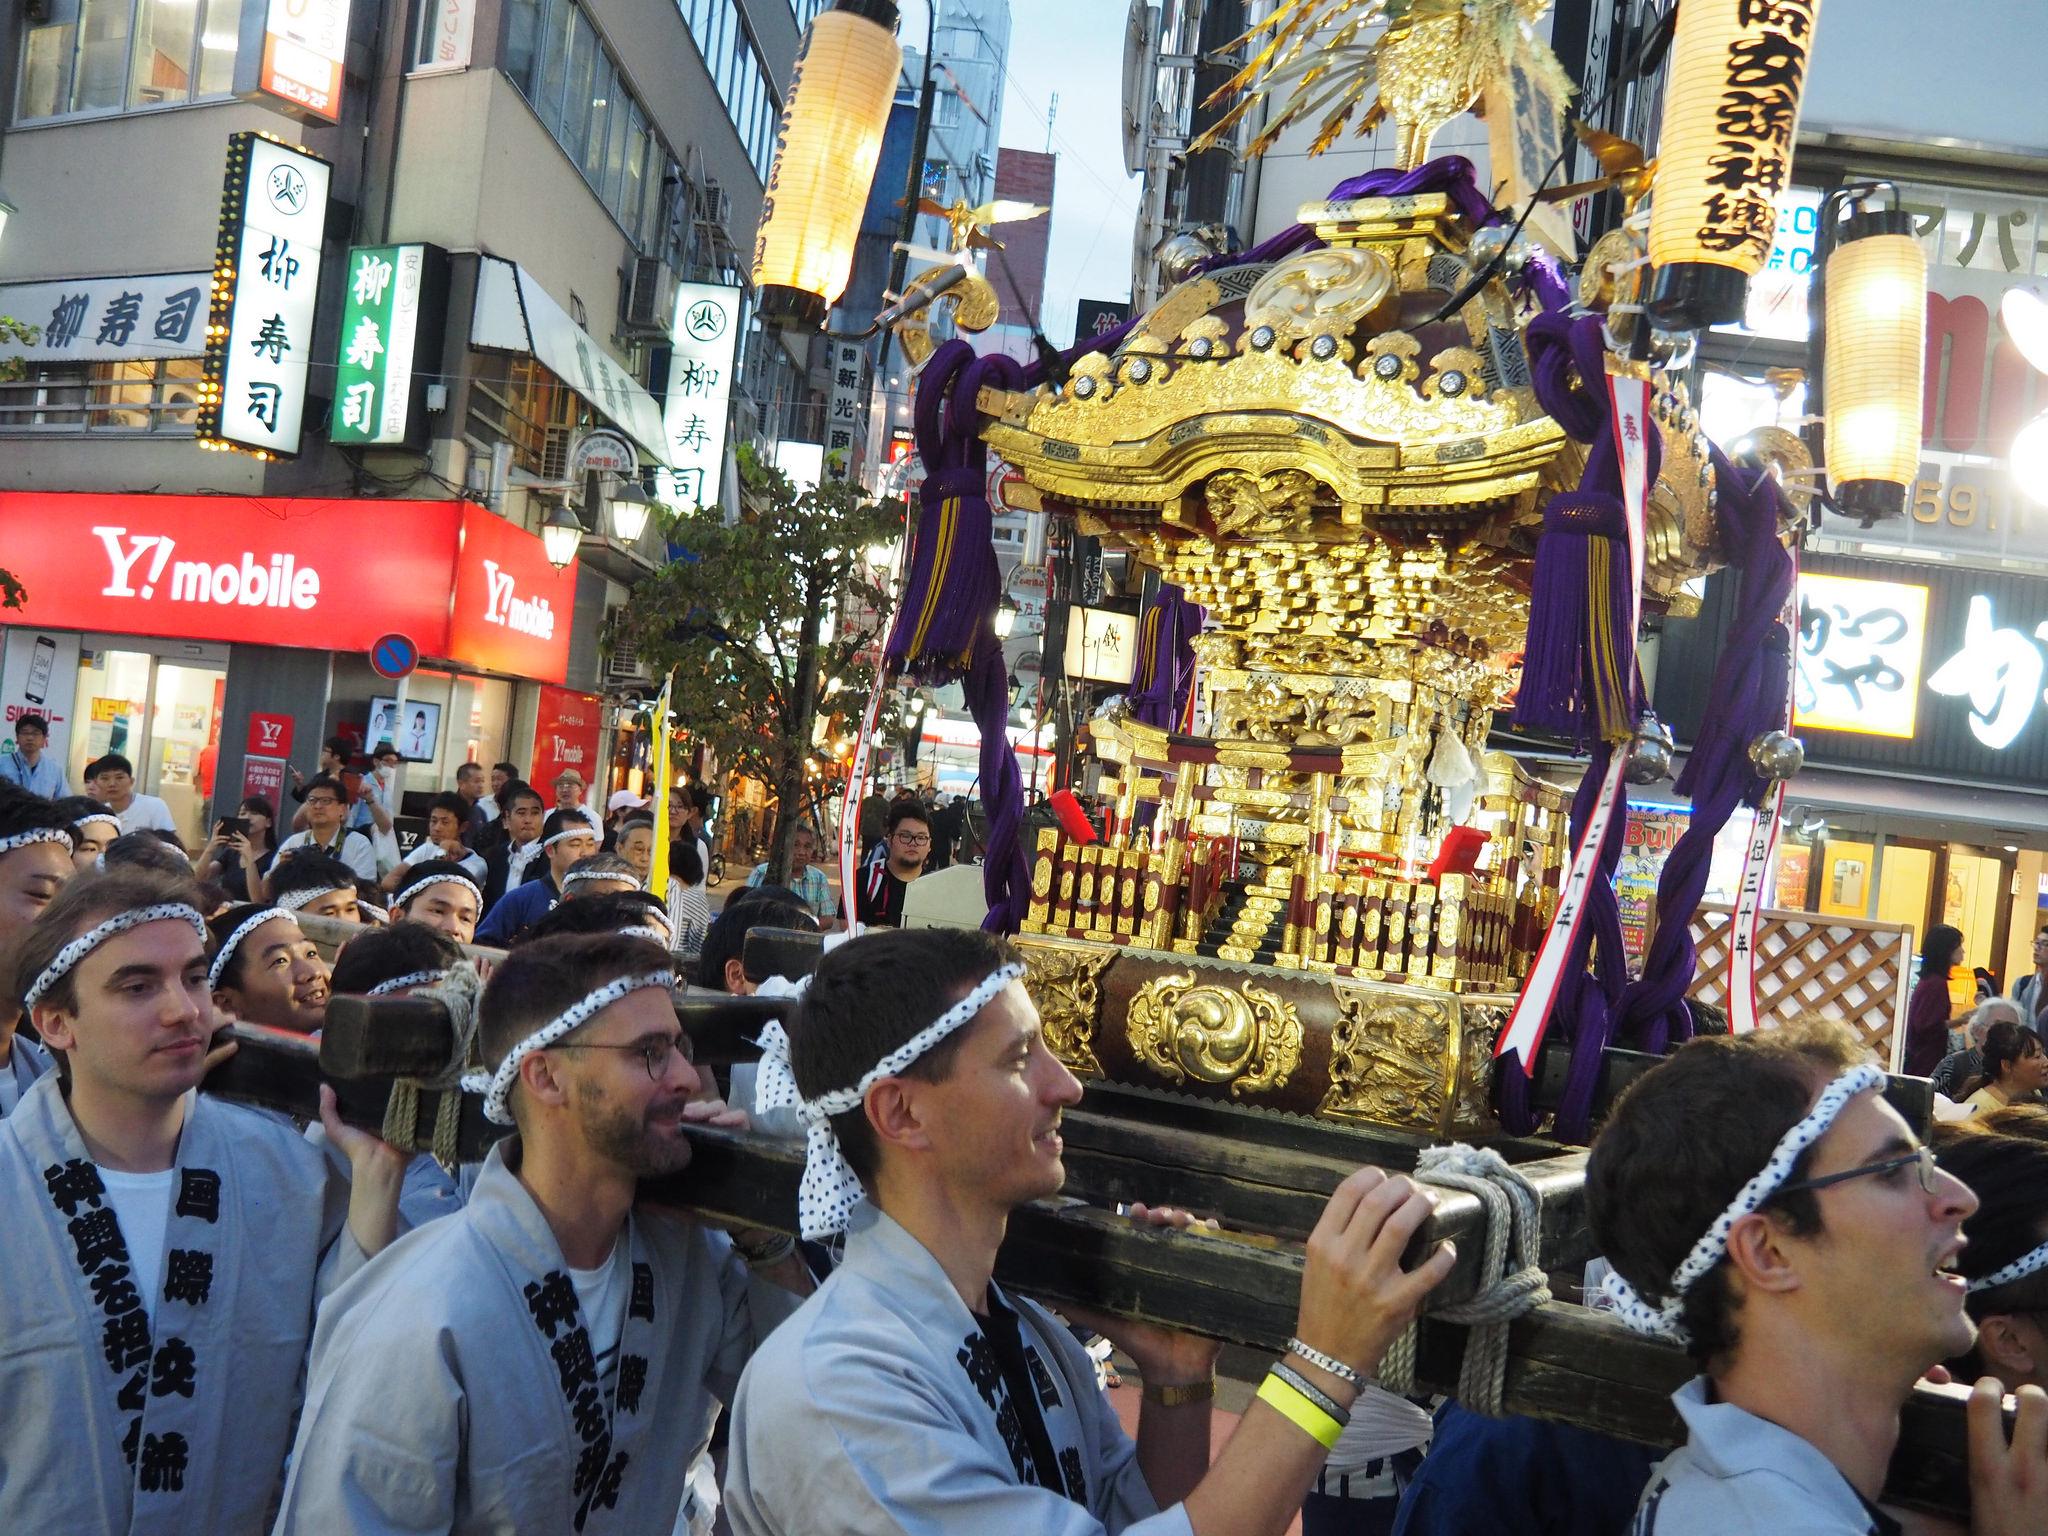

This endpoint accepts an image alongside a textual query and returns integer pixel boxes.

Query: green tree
[0,316,35,607]
[617,451,903,887]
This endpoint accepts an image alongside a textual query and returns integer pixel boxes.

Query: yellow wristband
[1256,1371,1343,1450]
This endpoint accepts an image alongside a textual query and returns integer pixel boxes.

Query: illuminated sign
[1793,571,1929,739]
[659,281,742,511]
[259,0,351,121]
[198,133,332,460]
[1927,594,2048,751]
[330,244,448,447]
[1063,606,1138,686]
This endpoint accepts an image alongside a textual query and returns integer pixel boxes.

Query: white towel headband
[0,827,74,858]
[459,970,677,1125]
[398,871,482,908]
[208,908,302,991]
[1971,1240,2048,1296]
[1601,1063,1885,1343]
[755,962,1027,1241]
[276,883,355,913]
[366,968,450,998]
[24,903,209,1011]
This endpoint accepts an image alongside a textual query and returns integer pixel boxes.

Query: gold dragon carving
[1019,942,1116,1077]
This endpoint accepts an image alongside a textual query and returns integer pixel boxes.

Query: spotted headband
[542,826,597,851]
[275,883,355,913]
[366,968,450,998]
[617,925,669,944]
[207,908,302,992]
[397,871,482,909]
[24,903,209,1012]
[1601,1063,1885,1343]
[1971,1239,2048,1296]
[755,962,1026,1241]
[0,827,73,858]
[561,867,635,891]
[459,969,677,1126]
[72,813,122,836]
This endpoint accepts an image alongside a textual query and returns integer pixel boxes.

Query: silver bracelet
[1286,1337,1364,1389]
[1270,1360,1351,1427]
[735,1232,798,1269]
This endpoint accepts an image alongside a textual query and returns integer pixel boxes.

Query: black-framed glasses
[1775,1145,1938,1200]
[551,1034,694,1081]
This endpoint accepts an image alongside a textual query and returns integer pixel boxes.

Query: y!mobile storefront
[0,494,579,848]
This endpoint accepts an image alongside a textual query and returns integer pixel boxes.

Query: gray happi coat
[725,1204,1193,1536]
[272,1136,802,1535]
[0,1073,367,1534]
[0,1031,53,1116]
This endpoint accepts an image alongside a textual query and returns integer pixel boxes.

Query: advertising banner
[530,686,604,791]
[0,628,81,766]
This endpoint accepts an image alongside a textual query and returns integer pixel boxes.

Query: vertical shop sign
[659,282,742,510]
[530,686,604,790]
[257,0,353,121]
[825,339,867,482]
[330,244,448,447]
[199,133,333,459]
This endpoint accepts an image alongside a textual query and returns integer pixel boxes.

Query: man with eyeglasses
[275,931,813,1534]
[1586,1018,2048,1533]
[845,801,932,930]
[275,774,378,883]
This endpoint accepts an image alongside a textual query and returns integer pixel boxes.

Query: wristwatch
[1141,1375,1217,1408]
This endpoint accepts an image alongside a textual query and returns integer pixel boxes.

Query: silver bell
[1625,712,1677,784]
[1747,729,1806,780]
[1467,224,1532,276]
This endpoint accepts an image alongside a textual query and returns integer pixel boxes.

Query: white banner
[660,281,742,510]
[0,273,210,364]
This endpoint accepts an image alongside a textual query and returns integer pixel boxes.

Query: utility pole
[1046,91,1058,154]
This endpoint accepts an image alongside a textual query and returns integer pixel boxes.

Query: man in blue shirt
[474,810,597,945]
[0,716,68,799]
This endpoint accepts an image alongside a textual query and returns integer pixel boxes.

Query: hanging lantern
[1646,0,1821,329]
[1813,191,1925,523]
[752,0,902,331]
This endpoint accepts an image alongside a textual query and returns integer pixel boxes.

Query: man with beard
[274,932,812,1534]
[1588,1019,2048,1532]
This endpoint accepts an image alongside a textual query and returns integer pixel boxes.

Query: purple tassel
[1128,583,1206,731]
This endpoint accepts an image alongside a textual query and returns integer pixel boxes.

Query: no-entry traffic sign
[370,633,419,680]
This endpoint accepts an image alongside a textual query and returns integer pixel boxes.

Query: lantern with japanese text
[1647,0,1821,330]
[1814,189,1925,524]
[751,0,902,331]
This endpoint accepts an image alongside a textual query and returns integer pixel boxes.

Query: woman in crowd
[207,902,332,1034]
[1905,923,1966,1077]
[193,795,280,902]
[1964,1019,2048,1114]
[1938,1131,2048,1393]
[50,796,120,871]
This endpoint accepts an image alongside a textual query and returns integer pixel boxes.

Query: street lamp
[751,1,903,330]
[540,503,584,570]
[608,482,655,544]
[994,594,1019,640]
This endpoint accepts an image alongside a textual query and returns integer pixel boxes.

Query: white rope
[396,871,482,909]
[0,827,73,857]
[207,908,301,991]
[459,970,676,1126]
[24,903,208,1011]
[756,962,1026,1240]
[1971,1238,2048,1295]
[366,968,450,997]
[1602,1063,1884,1343]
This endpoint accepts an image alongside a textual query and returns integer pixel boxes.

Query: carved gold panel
[1125,971,1304,1096]
[1018,939,1116,1077]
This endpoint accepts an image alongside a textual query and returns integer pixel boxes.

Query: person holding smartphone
[192,796,279,902]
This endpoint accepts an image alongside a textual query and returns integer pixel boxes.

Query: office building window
[0,359,203,434]
[676,0,780,180]
[17,0,244,121]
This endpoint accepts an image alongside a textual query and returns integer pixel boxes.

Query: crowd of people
[6,712,2048,1535]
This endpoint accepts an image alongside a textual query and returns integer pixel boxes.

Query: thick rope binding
[376,961,487,1171]
[1372,1144,1551,1417]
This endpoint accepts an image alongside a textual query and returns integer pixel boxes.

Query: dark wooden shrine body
[203,916,1973,1518]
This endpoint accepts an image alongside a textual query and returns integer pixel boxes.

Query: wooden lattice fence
[1684,902,1914,1071]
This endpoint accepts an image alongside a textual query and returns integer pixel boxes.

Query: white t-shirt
[400,841,487,882]
[116,794,178,835]
[567,1236,627,1399]
[277,827,379,881]
[99,1166,176,1324]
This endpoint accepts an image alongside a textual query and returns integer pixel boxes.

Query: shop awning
[1777,766,2048,843]
[471,256,671,468]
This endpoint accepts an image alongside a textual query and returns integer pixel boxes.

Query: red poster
[0,495,573,682]
[241,755,288,814]
[447,504,578,683]
[246,712,294,758]
[530,686,603,790]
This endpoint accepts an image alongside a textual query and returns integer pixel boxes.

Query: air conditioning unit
[603,628,656,687]
[699,179,732,233]
[622,255,676,338]
[538,427,577,483]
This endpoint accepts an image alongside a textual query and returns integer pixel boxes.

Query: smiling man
[727,927,1456,1536]
[1588,1019,2048,1533]
[0,869,405,1533]
[205,904,331,1034]
[265,851,368,924]
[273,932,810,1534]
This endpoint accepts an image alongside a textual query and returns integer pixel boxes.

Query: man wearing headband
[725,927,1455,1536]
[1935,1132,2048,1395]
[275,932,810,1533]
[476,809,598,946]
[562,852,644,901]
[393,859,484,945]
[1587,1019,2048,1531]
[0,786,76,1114]
[206,903,332,1034]
[55,795,123,870]
[0,869,406,1533]
[265,851,366,924]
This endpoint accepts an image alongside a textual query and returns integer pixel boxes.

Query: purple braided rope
[1189,156,1499,277]
[1611,448,1797,1053]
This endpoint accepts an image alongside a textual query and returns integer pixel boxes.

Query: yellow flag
[648,673,673,895]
